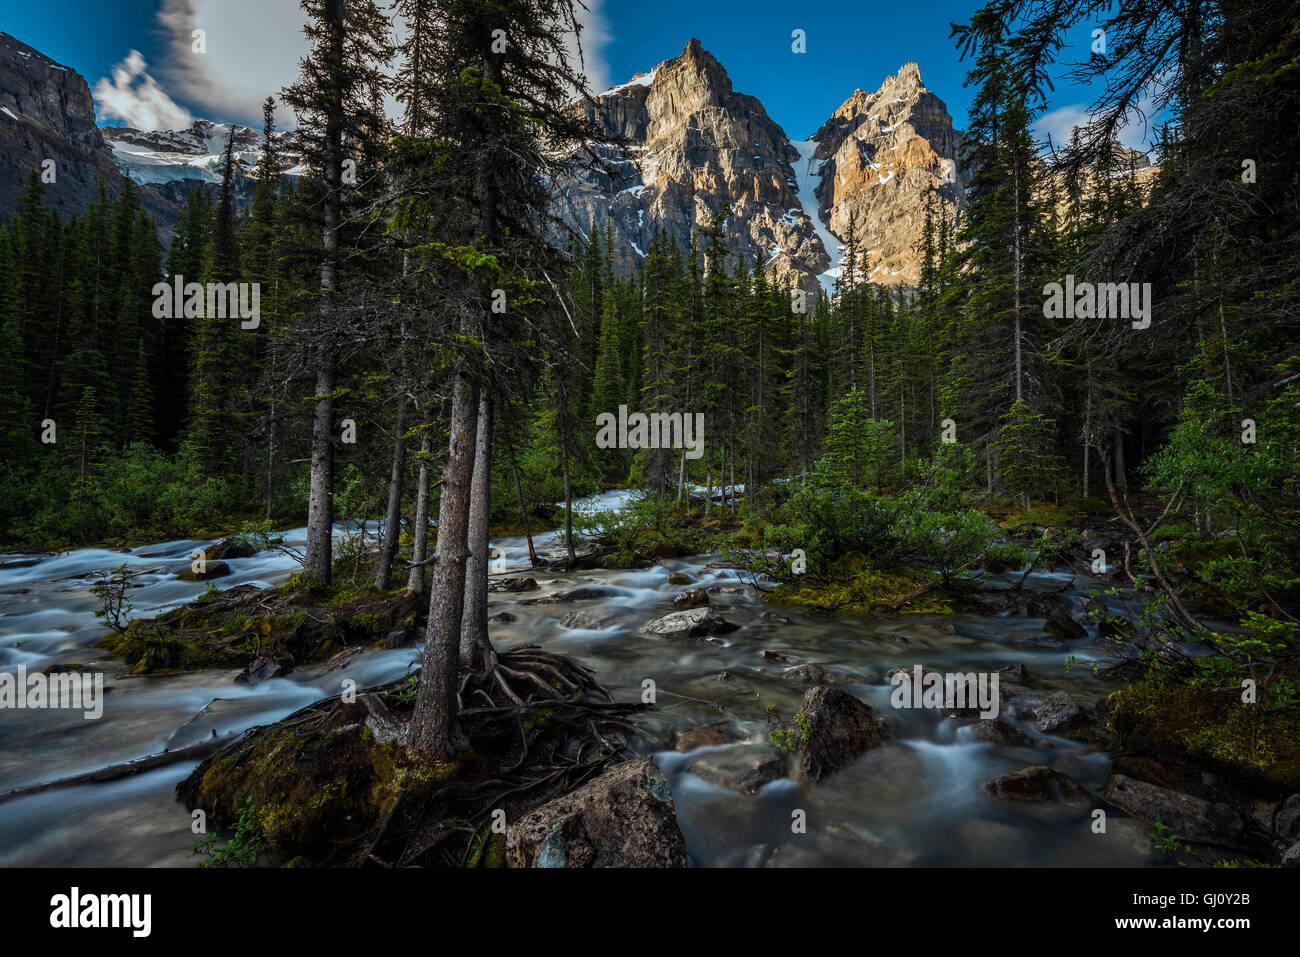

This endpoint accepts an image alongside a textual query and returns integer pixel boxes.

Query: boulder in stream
[792,686,889,781]
[177,560,232,582]
[504,757,687,867]
[969,719,1050,749]
[234,655,290,684]
[639,607,737,639]
[983,766,1090,803]
[488,577,538,593]
[1033,691,1092,736]
[204,537,257,561]
[670,587,710,609]
[1042,607,1088,640]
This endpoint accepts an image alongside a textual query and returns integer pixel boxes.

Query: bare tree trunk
[302,354,336,584]
[301,1,344,586]
[374,388,407,591]
[408,374,478,759]
[404,426,431,597]
[460,390,492,666]
[559,381,576,569]
[507,438,537,566]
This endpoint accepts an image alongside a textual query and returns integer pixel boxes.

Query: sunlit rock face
[556,42,968,294]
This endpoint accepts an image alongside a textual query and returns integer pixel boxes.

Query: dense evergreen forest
[1,0,1298,861]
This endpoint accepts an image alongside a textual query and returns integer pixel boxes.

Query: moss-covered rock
[1108,664,1300,791]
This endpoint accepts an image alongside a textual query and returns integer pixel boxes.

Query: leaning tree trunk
[404,426,432,597]
[460,390,493,666]
[408,374,478,760]
[374,386,407,591]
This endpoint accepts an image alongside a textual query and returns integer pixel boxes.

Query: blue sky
[4,0,1126,149]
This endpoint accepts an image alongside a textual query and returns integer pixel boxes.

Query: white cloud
[156,0,307,126]
[1037,93,1159,155]
[95,0,612,129]
[1036,102,1090,153]
[569,0,611,95]
[93,49,193,131]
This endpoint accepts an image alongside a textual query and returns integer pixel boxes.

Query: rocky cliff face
[557,41,968,292]
[807,63,966,286]
[0,32,183,234]
[0,32,128,219]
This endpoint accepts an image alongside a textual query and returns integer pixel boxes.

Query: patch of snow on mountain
[600,70,656,97]
[788,138,844,295]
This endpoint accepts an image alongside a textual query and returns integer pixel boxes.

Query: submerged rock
[792,686,889,781]
[560,608,634,631]
[639,607,738,639]
[521,586,614,604]
[684,745,786,794]
[505,757,687,867]
[675,722,747,752]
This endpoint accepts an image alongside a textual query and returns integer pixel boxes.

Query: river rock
[1042,607,1088,640]
[560,608,633,631]
[670,587,710,608]
[382,630,412,649]
[522,586,613,604]
[675,722,747,752]
[1275,794,1300,841]
[204,537,257,561]
[234,656,290,685]
[983,766,1089,803]
[488,577,538,593]
[792,686,888,781]
[177,561,232,582]
[666,572,694,585]
[639,607,737,639]
[504,757,687,867]
[1283,841,1300,868]
[782,663,837,685]
[488,612,515,624]
[321,646,363,673]
[1034,691,1091,735]
[969,719,1049,749]
[685,746,786,794]
[1102,774,1247,848]
[998,663,1030,683]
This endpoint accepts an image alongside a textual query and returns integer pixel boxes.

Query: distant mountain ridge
[1,31,967,284]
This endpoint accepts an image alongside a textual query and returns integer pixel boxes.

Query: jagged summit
[560,47,966,290]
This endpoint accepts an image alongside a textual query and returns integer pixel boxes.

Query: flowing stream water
[0,490,1155,867]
